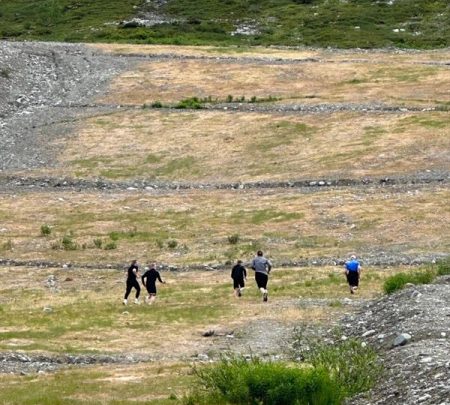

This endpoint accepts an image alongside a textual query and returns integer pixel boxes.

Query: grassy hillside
[0,0,448,48]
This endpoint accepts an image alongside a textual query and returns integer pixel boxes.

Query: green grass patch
[436,257,450,276]
[383,268,436,294]
[0,364,193,405]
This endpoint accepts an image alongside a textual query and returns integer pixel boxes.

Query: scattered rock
[393,333,412,347]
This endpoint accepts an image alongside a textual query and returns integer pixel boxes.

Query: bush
[383,269,436,294]
[176,97,203,109]
[436,257,450,276]
[40,224,52,236]
[167,239,178,249]
[187,356,342,405]
[0,68,11,79]
[151,100,163,108]
[227,234,240,245]
[304,338,382,397]
[61,234,77,251]
[290,330,382,398]
[109,231,120,241]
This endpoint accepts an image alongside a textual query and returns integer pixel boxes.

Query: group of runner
[123,251,361,304]
[123,260,165,305]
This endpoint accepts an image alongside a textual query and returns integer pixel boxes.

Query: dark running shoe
[263,292,268,302]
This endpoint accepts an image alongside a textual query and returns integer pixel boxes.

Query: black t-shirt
[127,264,138,281]
[231,264,247,280]
[142,269,163,286]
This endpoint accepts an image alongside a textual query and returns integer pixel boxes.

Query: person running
[231,260,247,297]
[344,255,361,294]
[141,263,165,304]
[251,250,272,302]
[123,259,141,305]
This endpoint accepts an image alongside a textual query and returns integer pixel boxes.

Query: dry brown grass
[0,187,448,265]
[53,110,450,182]
[91,43,450,63]
[98,58,450,107]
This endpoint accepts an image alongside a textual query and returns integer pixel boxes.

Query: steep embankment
[344,276,450,404]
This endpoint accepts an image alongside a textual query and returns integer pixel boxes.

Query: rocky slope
[344,276,450,405]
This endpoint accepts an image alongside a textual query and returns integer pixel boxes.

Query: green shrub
[383,269,436,294]
[176,97,203,109]
[151,100,163,108]
[0,68,11,79]
[436,257,450,276]
[305,338,382,397]
[290,330,382,398]
[187,356,342,405]
[109,231,120,241]
[227,234,240,245]
[167,239,178,249]
[40,224,52,236]
[61,234,77,251]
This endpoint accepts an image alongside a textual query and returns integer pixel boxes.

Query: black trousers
[255,272,268,289]
[124,279,141,299]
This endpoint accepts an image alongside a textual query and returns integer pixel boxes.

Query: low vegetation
[0,0,448,48]
[383,258,450,294]
[186,335,381,404]
[0,188,447,265]
[186,357,342,405]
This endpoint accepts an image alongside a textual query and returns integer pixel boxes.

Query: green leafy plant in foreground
[186,335,381,404]
[186,357,341,405]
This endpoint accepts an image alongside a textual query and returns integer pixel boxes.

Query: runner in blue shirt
[344,255,361,294]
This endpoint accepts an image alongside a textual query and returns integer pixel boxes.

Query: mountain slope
[0,0,448,48]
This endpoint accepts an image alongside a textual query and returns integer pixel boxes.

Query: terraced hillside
[1,42,449,267]
[0,41,449,404]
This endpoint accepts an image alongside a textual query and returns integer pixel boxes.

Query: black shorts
[146,283,157,294]
[233,278,245,289]
[255,272,268,289]
[346,271,359,287]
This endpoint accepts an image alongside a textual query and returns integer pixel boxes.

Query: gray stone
[393,333,412,347]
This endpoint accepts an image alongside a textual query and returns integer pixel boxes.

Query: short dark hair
[257,250,263,256]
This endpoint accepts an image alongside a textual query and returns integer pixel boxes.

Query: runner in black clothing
[123,259,141,305]
[141,263,165,304]
[231,260,247,297]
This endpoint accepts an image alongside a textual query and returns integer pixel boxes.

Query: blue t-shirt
[345,260,360,272]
